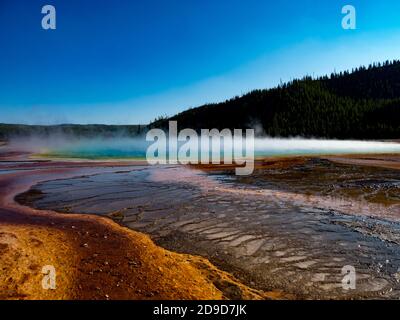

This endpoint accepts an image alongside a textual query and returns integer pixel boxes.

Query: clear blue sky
[1,0,400,124]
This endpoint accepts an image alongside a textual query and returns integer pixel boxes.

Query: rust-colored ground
[0,151,278,300]
[192,153,400,172]
[191,156,307,172]
[0,208,271,300]
[324,154,400,170]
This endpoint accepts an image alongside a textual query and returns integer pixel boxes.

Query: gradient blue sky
[1,0,400,124]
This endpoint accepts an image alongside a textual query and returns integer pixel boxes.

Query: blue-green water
[39,139,148,159]
[39,138,400,160]
[45,148,146,160]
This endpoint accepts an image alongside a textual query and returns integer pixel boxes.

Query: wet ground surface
[232,158,400,207]
[17,159,400,299]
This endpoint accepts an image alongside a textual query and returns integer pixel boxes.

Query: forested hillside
[153,60,400,139]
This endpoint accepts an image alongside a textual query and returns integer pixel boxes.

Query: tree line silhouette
[153,60,400,139]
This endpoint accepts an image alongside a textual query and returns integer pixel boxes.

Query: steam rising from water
[9,136,149,159]
[254,138,400,157]
[7,136,400,159]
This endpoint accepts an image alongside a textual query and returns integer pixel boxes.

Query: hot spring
[19,137,400,160]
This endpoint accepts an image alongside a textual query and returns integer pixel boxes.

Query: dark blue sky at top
[1,0,400,124]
